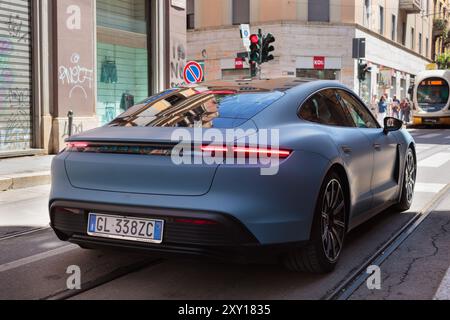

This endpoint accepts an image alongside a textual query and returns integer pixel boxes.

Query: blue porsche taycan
[49,78,417,273]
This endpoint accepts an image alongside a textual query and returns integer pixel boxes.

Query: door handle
[373,143,382,151]
[341,146,352,155]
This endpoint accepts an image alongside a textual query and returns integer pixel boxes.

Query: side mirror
[384,117,403,134]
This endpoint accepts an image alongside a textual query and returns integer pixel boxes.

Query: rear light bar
[200,145,292,159]
[66,142,89,151]
[65,142,292,160]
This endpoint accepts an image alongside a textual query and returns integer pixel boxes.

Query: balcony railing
[399,0,422,14]
[433,19,448,38]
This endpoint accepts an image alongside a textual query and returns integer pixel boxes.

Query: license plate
[87,213,164,244]
[423,118,439,124]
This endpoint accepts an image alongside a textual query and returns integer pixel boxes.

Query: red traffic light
[250,34,259,44]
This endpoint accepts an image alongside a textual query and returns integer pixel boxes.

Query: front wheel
[283,172,347,273]
[394,148,416,212]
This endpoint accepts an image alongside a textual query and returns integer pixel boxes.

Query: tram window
[417,77,450,105]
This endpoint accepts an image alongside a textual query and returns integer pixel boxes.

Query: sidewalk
[0,156,54,191]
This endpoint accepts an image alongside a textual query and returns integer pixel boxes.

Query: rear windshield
[108,87,284,128]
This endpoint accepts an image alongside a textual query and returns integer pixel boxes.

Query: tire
[394,148,416,212]
[283,172,347,273]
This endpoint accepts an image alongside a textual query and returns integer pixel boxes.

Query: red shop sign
[313,56,325,70]
[235,58,244,69]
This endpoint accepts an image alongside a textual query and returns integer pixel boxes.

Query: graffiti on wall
[0,39,13,86]
[58,53,94,99]
[61,120,84,139]
[7,14,28,43]
[170,43,186,88]
[2,87,32,149]
[6,88,31,108]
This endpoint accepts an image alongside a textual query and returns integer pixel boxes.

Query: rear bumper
[50,201,306,262]
[50,149,330,245]
[413,116,450,125]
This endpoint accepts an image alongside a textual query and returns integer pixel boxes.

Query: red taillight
[233,146,291,158]
[66,142,89,151]
[201,145,292,159]
[200,145,229,153]
[175,218,218,226]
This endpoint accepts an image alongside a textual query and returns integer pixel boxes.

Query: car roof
[183,77,343,93]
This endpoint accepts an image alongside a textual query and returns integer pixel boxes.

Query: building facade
[0,0,186,157]
[187,0,434,104]
[432,0,450,59]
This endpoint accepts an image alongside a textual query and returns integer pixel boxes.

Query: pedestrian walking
[400,98,412,124]
[378,96,388,124]
[392,96,401,119]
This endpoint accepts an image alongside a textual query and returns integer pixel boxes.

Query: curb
[0,171,51,192]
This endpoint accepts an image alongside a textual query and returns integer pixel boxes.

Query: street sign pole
[258,28,263,79]
[240,24,252,78]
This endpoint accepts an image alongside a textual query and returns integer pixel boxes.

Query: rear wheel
[394,148,416,212]
[283,172,347,273]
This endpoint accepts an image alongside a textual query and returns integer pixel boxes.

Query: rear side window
[109,88,284,128]
[337,90,379,129]
[299,89,353,127]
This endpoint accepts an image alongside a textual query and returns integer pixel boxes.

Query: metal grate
[0,0,32,152]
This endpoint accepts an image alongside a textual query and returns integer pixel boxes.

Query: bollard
[67,110,74,137]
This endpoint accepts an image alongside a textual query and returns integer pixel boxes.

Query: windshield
[417,77,450,106]
[108,87,284,128]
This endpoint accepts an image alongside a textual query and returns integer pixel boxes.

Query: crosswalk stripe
[0,245,78,273]
[415,183,446,193]
[418,153,450,168]
[415,144,435,150]
[434,267,450,300]
[418,133,442,139]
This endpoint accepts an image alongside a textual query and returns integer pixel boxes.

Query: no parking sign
[183,61,204,84]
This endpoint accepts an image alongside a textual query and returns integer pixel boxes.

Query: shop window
[296,69,340,81]
[96,0,149,125]
[222,69,250,80]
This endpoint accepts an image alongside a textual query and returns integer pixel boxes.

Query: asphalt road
[0,128,449,300]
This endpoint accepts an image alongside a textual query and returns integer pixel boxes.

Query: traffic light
[262,33,275,63]
[358,60,371,82]
[249,33,261,64]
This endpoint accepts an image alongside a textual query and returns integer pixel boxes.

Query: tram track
[43,258,165,300]
[0,226,50,242]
